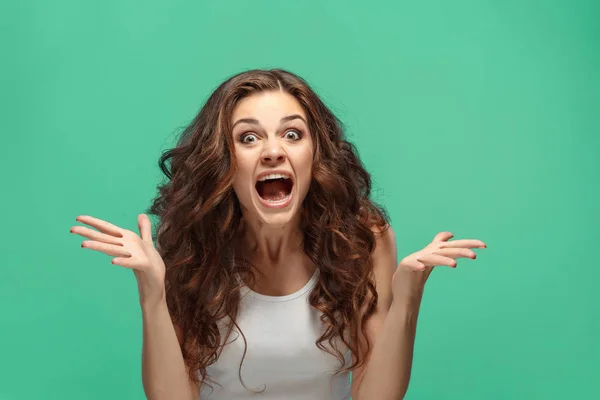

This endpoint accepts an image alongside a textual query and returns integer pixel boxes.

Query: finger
[401,258,427,271]
[433,231,454,242]
[75,215,124,237]
[417,254,457,268]
[138,214,153,243]
[70,225,122,245]
[81,240,131,257]
[439,239,486,249]
[111,257,137,269]
[433,248,477,260]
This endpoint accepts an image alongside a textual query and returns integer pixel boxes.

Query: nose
[261,140,286,165]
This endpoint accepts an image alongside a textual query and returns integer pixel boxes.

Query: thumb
[432,231,454,243]
[138,214,153,243]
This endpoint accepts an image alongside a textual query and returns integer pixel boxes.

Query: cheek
[296,139,314,165]
[296,148,314,190]
[232,156,254,195]
[234,151,254,175]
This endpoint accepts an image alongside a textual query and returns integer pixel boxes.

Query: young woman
[70,69,486,400]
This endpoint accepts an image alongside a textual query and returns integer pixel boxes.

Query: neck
[234,210,318,296]
[236,211,304,266]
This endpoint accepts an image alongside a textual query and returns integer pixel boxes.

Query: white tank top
[199,267,352,399]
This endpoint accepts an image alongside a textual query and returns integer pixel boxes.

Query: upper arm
[351,224,398,398]
[173,321,201,399]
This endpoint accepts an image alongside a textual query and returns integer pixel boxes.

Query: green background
[2,0,598,399]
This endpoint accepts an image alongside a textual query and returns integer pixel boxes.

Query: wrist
[139,288,167,312]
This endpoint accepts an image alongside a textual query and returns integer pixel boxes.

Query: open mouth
[255,175,294,204]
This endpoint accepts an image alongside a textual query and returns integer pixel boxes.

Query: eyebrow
[231,114,307,129]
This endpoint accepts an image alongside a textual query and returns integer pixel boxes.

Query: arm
[141,297,200,400]
[351,228,487,399]
[71,215,200,400]
[351,226,422,400]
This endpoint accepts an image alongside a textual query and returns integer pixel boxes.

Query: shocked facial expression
[230,90,314,227]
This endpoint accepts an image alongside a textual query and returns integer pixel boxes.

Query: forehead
[231,90,307,122]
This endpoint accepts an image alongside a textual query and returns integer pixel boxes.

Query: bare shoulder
[360,222,398,309]
[371,223,398,267]
[371,223,397,310]
[350,223,398,396]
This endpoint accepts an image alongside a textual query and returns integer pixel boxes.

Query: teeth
[258,173,290,182]
[263,194,291,204]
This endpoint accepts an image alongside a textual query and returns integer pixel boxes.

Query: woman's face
[230,90,314,227]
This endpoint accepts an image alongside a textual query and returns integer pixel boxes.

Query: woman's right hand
[70,214,167,308]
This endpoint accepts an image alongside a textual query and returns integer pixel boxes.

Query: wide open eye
[240,133,258,144]
[285,130,301,141]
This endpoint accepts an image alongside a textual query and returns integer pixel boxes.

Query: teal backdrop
[1,0,598,399]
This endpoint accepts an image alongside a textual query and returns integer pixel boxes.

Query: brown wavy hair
[146,68,390,390]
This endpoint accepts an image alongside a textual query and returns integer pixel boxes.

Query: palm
[70,214,166,305]
[392,231,486,296]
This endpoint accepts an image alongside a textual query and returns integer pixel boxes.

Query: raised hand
[393,231,487,298]
[70,214,166,307]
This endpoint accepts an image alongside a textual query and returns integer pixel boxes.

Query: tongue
[259,180,289,201]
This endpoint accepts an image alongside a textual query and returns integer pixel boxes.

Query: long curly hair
[147,68,390,390]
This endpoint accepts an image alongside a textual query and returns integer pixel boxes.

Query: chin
[257,213,296,227]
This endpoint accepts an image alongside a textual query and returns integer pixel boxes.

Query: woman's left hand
[392,231,487,300]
